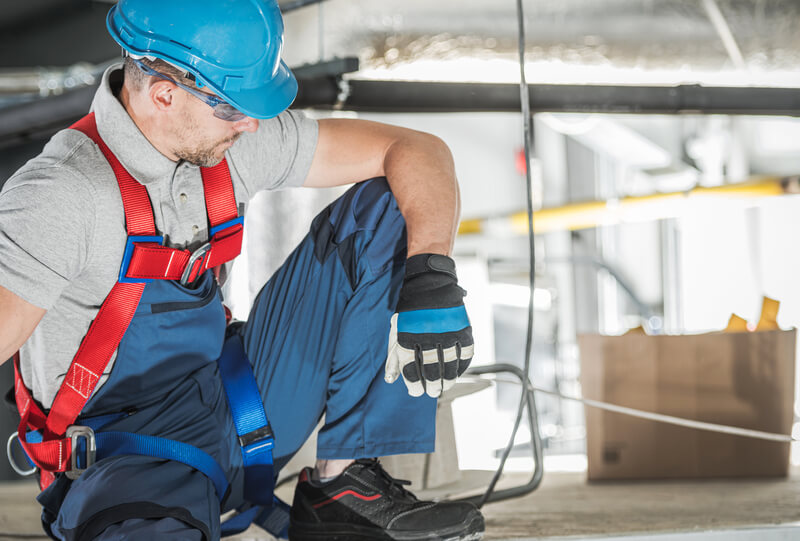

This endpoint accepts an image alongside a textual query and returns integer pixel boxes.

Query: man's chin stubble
[176,134,242,167]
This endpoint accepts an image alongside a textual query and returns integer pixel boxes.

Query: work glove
[385,253,474,398]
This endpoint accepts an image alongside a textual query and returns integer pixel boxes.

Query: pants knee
[310,177,406,289]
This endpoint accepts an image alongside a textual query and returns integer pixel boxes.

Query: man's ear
[149,80,176,113]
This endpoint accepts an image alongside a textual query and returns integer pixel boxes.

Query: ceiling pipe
[0,83,99,147]
[296,79,800,116]
[3,78,800,148]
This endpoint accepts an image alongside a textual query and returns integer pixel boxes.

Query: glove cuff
[405,253,457,280]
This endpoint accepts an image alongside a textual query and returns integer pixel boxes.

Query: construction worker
[0,0,483,540]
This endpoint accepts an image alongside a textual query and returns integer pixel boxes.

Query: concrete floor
[2,469,800,540]
[478,470,800,539]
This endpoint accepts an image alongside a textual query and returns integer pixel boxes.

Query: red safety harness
[13,112,244,489]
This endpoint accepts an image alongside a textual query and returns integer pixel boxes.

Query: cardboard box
[579,328,796,480]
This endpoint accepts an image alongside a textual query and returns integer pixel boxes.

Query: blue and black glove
[385,253,474,398]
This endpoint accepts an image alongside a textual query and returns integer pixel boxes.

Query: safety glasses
[131,58,247,122]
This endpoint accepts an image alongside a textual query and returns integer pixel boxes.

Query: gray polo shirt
[0,65,318,408]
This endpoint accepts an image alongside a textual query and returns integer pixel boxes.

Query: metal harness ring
[6,431,36,477]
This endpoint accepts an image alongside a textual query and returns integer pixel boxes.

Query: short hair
[123,56,200,92]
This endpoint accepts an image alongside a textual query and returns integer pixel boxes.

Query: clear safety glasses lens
[212,103,247,122]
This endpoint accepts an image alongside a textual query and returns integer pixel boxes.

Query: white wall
[357,112,529,220]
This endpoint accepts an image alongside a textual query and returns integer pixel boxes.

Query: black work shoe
[289,458,484,541]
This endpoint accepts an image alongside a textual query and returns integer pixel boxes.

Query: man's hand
[385,253,474,398]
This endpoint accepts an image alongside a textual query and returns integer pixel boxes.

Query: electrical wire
[474,0,536,509]
[476,376,796,443]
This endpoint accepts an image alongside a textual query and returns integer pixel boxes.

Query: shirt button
[192,225,200,235]
[180,193,188,203]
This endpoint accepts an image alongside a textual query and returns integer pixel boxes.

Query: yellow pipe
[457,218,483,235]
[458,177,789,236]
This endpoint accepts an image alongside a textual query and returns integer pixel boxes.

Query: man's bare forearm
[382,131,460,257]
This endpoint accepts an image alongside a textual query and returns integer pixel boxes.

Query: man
[0,0,483,540]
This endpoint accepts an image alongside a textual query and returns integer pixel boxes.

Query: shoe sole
[289,515,484,541]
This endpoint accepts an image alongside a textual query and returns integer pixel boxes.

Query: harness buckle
[180,217,244,286]
[119,235,165,284]
[66,425,96,479]
[238,424,274,452]
[181,242,212,286]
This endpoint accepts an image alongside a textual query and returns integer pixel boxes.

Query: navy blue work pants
[241,178,437,469]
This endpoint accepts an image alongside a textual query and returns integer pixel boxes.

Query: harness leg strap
[217,334,276,507]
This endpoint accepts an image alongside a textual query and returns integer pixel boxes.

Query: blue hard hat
[107,0,297,119]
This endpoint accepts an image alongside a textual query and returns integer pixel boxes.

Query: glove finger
[421,347,443,398]
[384,346,400,384]
[457,343,475,376]
[399,345,425,397]
[384,313,401,383]
[441,345,459,392]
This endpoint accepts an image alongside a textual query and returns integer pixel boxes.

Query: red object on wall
[515,148,527,175]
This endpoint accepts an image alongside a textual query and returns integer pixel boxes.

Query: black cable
[474,0,537,509]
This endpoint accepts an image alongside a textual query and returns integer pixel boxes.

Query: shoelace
[356,458,417,501]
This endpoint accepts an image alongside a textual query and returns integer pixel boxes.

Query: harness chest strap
[123,158,244,284]
[13,112,243,486]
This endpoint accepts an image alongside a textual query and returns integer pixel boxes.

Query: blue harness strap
[221,497,290,539]
[217,334,276,506]
[94,432,230,501]
[21,413,231,503]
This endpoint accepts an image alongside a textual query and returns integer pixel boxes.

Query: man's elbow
[419,132,453,162]
[398,131,455,175]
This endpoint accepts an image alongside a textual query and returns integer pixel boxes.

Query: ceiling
[1,0,798,85]
[286,0,800,86]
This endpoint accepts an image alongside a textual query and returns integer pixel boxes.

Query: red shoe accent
[312,489,382,510]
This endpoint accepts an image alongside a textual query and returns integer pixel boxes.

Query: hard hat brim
[220,60,299,120]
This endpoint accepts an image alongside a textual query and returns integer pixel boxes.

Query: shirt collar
[90,64,178,185]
